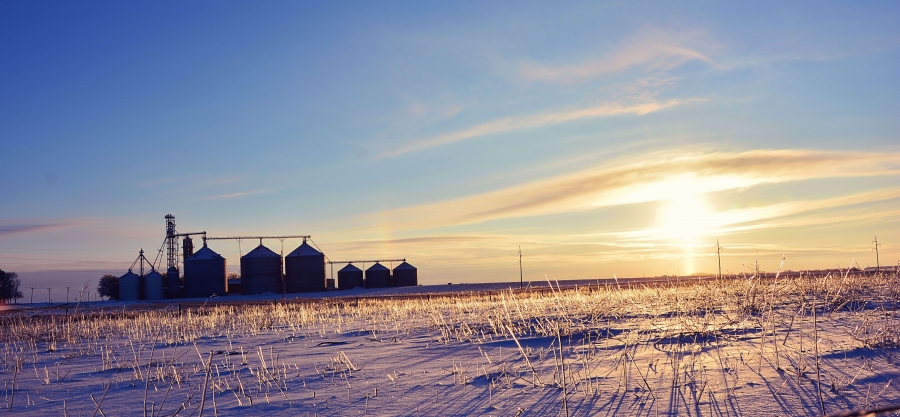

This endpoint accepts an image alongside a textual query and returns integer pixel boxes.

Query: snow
[1,275,899,416]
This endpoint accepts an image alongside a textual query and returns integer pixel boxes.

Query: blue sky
[2,2,899,299]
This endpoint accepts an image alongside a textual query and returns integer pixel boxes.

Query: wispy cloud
[373,149,900,230]
[325,235,505,254]
[615,188,900,241]
[520,43,711,83]
[516,27,714,83]
[204,189,275,200]
[377,99,692,158]
[0,220,83,236]
[138,174,244,189]
[0,224,65,236]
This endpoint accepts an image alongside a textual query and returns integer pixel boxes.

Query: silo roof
[121,271,138,278]
[243,244,280,258]
[339,263,362,272]
[366,262,389,271]
[144,270,164,279]
[286,241,322,257]
[188,245,224,260]
[394,262,415,270]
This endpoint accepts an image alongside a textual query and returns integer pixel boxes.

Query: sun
[657,194,715,244]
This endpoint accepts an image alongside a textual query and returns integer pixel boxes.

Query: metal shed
[285,239,325,292]
[143,269,165,300]
[240,244,283,295]
[119,270,141,301]
[392,262,418,287]
[183,244,227,298]
[365,263,391,288]
[337,263,363,290]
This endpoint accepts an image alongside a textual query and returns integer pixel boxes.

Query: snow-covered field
[2,273,899,416]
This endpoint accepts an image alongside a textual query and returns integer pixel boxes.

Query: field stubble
[1,271,899,416]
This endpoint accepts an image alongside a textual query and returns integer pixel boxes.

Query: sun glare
[658,194,714,243]
[655,194,717,275]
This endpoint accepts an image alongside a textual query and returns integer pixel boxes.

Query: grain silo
[337,263,363,290]
[240,244,283,295]
[392,262,417,287]
[183,244,227,298]
[119,270,141,301]
[165,267,181,298]
[285,239,325,292]
[365,263,391,288]
[143,269,165,300]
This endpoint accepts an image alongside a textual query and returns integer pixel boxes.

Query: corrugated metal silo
[392,262,418,287]
[166,267,180,298]
[184,244,227,298]
[240,244,282,295]
[365,263,391,288]
[285,240,325,292]
[143,270,165,300]
[119,270,142,301]
[337,263,363,290]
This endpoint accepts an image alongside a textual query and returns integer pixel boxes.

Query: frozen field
[1,273,899,416]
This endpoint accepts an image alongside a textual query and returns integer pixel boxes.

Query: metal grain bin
[337,263,363,290]
[284,240,325,292]
[365,263,391,288]
[143,270,165,300]
[166,267,181,298]
[119,270,141,301]
[184,244,227,298]
[240,244,282,295]
[392,262,417,287]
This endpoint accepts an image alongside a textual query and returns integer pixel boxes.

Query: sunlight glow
[655,194,717,275]
[657,194,715,244]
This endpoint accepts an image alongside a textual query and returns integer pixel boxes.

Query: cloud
[204,189,275,200]
[373,149,900,231]
[326,235,509,251]
[518,36,712,83]
[345,235,497,246]
[377,99,692,158]
[614,188,900,242]
[0,221,79,236]
[138,175,242,188]
[519,41,712,82]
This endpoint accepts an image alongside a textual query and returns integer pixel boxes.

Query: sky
[2,1,899,300]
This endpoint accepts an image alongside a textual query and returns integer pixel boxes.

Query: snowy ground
[2,274,899,416]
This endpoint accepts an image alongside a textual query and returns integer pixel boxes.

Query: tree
[98,274,119,300]
[0,269,23,304]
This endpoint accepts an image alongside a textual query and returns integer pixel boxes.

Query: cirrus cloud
[371,149,900,231]
[377,98,695,158]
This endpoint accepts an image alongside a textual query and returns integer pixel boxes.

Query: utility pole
[716,240,722,279]
[280,238,286,300]
[873,236,881,273]
[518,246,523,289]
[30,287,34,304]
[46,288,52,304]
